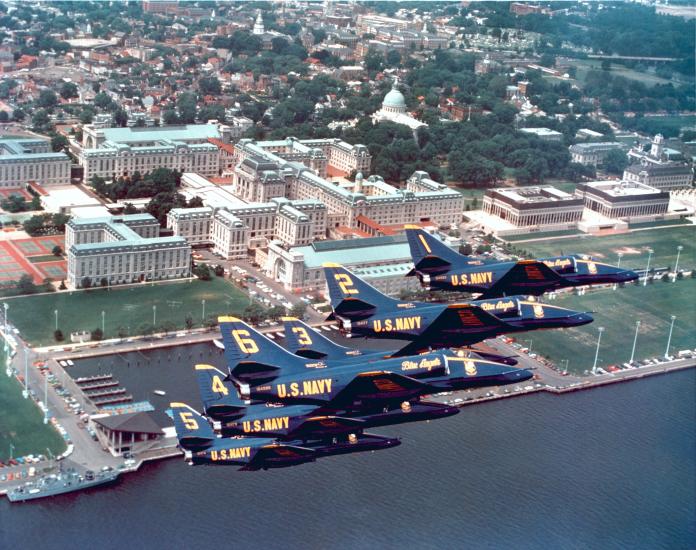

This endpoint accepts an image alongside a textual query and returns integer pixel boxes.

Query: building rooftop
[93,411,163,434]
[98,124,221,145]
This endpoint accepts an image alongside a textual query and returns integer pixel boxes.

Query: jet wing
[325,371,433,410]
[291,416,366,439]
[240,444,316,471]
[390,304,509,357]
[478,260,563,299]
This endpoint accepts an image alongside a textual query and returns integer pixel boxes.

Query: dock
[1,323,694,502]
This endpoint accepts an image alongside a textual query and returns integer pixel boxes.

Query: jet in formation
[323,263,593,356]
[405,226,638,297]
[170,315,534,469]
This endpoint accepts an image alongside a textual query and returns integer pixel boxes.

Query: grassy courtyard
[528,277,696,374]
[0,347,66,461]
[510,225,695,271]
[4,277,249,346]
[505,226,696,373]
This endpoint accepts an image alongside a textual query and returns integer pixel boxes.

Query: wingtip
[322,262,342,268]
[218,315,241,323]
[280,316,298,322]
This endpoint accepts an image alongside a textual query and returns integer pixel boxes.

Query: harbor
[2,319,695,502]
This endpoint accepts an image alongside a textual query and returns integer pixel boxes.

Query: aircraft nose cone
[504,368,533,383]
[573,312,594,326]
[620,269,639,282]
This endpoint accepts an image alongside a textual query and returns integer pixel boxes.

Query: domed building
[372,78,427,131]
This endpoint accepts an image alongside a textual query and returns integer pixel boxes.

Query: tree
[54,329,64,342]
[193,263,212,281]
[289,302,307,319]
[242,302,266,324]
[59,280,67,290]
[460,243,473,255]
[94,92,113,109]
[81,276,92,289]
[50,134,68,152]
[0,111,8,123]
[31,109,52,132]
[184,315,194,330]
[213,265,225,277]
[100,277,108,287]
[17,274,37,295]
[60,82,78,99]
[604,149,628,175]
[52,245,62,256]
[267,305,285,321]
[123,202,138,214]
[199,76,222,95]
[37,89,58,109]
[91,327,103,341]
[117,326,128,339]
[12,107,25,121]
[162,109,179,125]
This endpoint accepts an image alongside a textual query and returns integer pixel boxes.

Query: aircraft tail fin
[194,364,247,419]
[170,402,216,451]
[282,317,349,359]
[322,263,398,320]
[218,316,312,385]
[405,226,458,275]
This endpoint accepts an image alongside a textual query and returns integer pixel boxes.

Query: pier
[1,323,694,501]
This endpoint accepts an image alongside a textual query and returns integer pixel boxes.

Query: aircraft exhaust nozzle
[238,383,250,398]
[212,420,222,431]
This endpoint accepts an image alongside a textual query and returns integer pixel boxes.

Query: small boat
[153,390,166,396]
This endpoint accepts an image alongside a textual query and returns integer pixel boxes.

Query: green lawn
[0,347,66,461]
[516,226,695,271]
[450,186,486,205]
[4,277,249,346]
[527,277,696,374]
[573,58,675,87]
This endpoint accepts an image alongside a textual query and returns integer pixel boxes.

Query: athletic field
[512,226,695,272]
[4,278,249,346]
[0,347,66,462]
[525,277,695,374]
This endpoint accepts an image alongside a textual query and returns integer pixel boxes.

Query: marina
[1,323,694,503]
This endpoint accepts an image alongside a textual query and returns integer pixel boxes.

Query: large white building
[80,124,224,181]
[482,186,584,228]
[167,198,327,259]
[232,139,462,230]
[371,79,427,131]
[576,180,670,219]
[623,134,693,191]
[0,137,71,187]
[67,214,191,288]
[265,232,459,294]
[568,142,627,167]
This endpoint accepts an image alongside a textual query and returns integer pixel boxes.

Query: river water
[0,355,693,550]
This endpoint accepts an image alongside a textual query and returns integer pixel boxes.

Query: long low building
[569,142,627,167]
[576,180,670,219]
[483,186,584,228]
[265,232,458,294]
[0,137,71,187]
[80,124,224,181]
[67,214,191,288]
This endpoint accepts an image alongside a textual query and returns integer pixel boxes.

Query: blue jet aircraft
[405,227,638,298]
[323,264,593,356]
[171,401,400,470]
[218,316,533,407]
[194,363,458,437]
